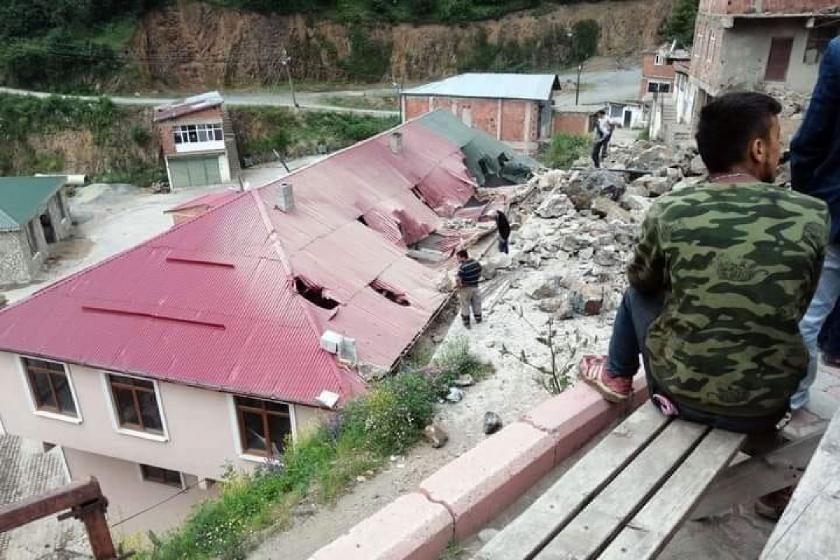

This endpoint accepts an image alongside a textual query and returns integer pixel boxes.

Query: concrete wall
[402,94,543,153]
[63,447,218,537]
[701,0,840,14]
[718,18,818,93]
[0,351,331,484]
[0,189,73,287]
[552,112,592,136]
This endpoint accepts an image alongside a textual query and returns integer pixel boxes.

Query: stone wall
[0,231,33,287]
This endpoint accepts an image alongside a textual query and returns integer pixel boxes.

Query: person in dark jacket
[456,249,482,328]
[495,210,511,254]
[790,37,840,410]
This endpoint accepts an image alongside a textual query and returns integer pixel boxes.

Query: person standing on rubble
[788,37,840,410]
[578,91,828,438]
[600,118,614,162]
[456,249,482,329]
[591,110,609,168]
[496,210,511,254]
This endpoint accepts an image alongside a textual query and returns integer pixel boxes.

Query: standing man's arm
[791,38,840,193]
[627,206,666,295]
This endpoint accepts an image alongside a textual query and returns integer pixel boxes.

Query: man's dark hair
[696,92,782,174]
[457,249,469,259]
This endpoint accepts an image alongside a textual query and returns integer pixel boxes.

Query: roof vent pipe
[275,182,294,212]
[389,132,403,155]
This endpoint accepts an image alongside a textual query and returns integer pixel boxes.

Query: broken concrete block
[689,155,707,176]
[562,170,627,210]
[536,193,574,218]
[591,197,633,224]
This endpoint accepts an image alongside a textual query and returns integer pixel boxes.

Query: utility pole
[392,77,403,122]
[280,48,299,109]
[576,63,583,106]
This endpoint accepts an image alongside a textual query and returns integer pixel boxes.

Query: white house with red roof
[0,111,537,535]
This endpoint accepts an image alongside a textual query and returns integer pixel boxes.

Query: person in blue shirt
[790,37,840,410]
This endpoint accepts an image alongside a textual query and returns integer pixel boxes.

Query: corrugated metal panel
[403,73,559,101]
[0,176,66,229]
[153,91,224,122]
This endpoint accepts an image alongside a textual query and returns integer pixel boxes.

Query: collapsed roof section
[0,111,537,408]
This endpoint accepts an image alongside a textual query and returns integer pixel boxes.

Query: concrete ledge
[311,380,651,557]
[524,377,649,465]
[308,492,453,560]
[420,421,556,539]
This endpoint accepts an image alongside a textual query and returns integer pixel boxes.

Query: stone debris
[453,374,476,387]
[446,387,465,403]
[483,411,503,435]
[424,424,449,449]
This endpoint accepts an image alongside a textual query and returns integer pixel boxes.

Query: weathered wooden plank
[761,411,840,560]
[599,428,745,560]
[0,479,101,531]
[692,433,820,520]
[478,403,669,560]
[535,420,708,560]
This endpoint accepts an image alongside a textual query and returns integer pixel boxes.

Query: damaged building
[0,111,536,535]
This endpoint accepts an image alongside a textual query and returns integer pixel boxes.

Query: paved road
[0,65,641,115]
[0,86,400,117]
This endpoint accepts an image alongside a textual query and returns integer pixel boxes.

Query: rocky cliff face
[129,0,674,89]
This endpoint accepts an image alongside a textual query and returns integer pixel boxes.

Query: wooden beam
[691,433,821,520]
[0,479,101,531]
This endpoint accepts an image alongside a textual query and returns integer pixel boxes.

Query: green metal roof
[415,110,539,186]
[0,176,66,231]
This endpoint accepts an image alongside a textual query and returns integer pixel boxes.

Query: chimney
[275,182,294,212]
[389,132,403,155]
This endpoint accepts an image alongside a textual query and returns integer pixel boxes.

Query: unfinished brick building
[401,73,561,155]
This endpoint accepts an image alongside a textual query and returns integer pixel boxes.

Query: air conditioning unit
[319,330,343,354]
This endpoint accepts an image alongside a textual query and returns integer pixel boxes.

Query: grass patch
[323,94,398,111]
[134,339,491,560]
[538,133,590,169]
[233,107,399,161]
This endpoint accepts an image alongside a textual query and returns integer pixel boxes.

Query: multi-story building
[0,111,536,537]
[639,43,692,102]
[677,0,840,129]
[154,91,240,190]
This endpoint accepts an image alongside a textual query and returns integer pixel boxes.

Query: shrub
[339,28,392,83]
[570,19,600,62]
[539,133,590,169]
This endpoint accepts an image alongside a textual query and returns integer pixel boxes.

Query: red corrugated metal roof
[165,190,241,214]
[0,117,489,408]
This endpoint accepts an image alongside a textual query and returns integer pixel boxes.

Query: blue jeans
[607,287,664,379]
[498,237,509,254]
[793,244,840,409]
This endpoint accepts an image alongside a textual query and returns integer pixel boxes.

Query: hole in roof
[357,215,369,226]
[370,279,410,307]
[295,277,340,310]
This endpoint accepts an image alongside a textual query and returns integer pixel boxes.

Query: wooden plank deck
[761,409,840,560]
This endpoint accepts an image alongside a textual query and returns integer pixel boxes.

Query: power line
[110,477,205,528]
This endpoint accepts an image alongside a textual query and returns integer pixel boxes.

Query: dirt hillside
[129,0,673,89]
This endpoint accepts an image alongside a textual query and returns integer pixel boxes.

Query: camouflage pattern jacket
[629,182,829,418]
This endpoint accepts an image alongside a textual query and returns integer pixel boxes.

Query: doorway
[623,109,633,128]
[765,37,794,82]
[39,213,56,244]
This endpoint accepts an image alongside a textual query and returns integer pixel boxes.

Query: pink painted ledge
[308,379,649,559]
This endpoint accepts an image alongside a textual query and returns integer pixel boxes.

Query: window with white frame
[707,31,717,63]
[647,81,672,94]
[173,123,224,145]
[107,374,165,435]
[654,54,664,66]
[22,357,79,418]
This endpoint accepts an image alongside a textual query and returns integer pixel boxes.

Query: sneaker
[755,487,794,521]
[578,355,632,403]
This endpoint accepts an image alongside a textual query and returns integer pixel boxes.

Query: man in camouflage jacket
[580,92,828,434]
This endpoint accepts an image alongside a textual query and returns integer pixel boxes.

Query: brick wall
[553,112,591,136]
[157,106,224,156]
[701,0,837,14]
[690,14,725,89]
[401,95,541,145]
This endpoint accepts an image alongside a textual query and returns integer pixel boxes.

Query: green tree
[570,20,599,62]
[662,0,699,46]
